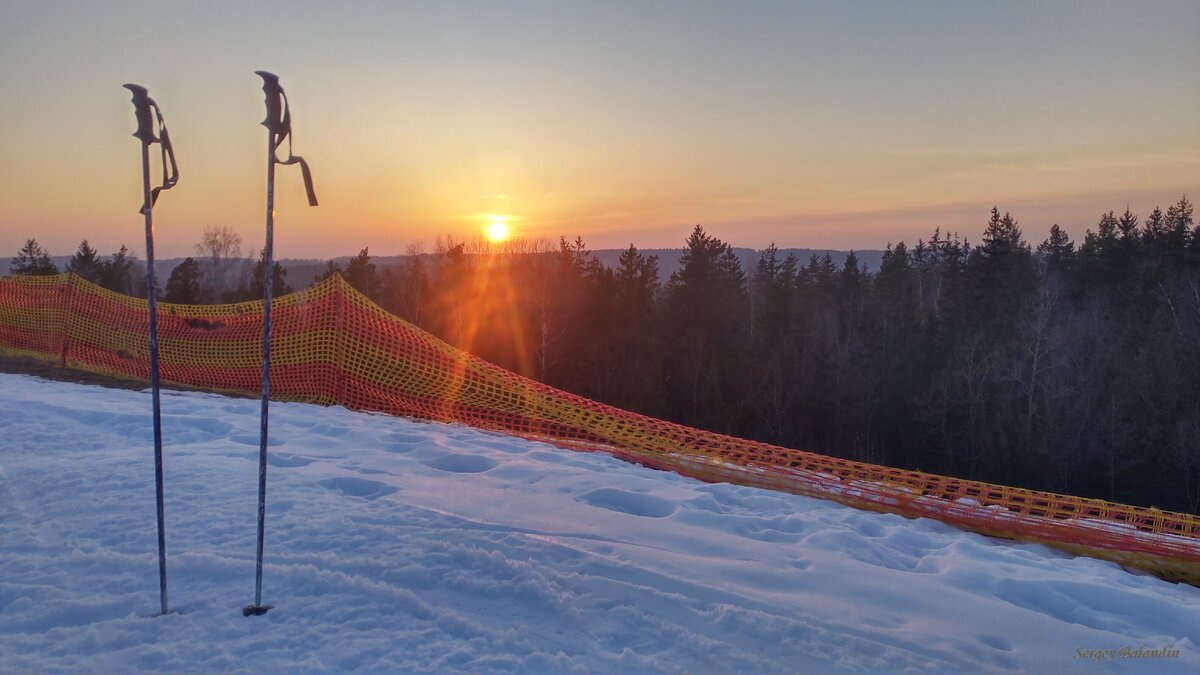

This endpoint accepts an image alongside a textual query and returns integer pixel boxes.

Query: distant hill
[42,247,885,290]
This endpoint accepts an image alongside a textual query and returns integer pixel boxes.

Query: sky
[1,0,1198,260]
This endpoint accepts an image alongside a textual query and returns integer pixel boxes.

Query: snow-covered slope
[0,373,1196,673]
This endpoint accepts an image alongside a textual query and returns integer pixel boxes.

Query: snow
[1,372,1198,673]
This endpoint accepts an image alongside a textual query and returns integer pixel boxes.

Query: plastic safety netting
[3,272,1198,585]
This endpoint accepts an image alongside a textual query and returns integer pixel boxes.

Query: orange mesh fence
[3,272,1199,585]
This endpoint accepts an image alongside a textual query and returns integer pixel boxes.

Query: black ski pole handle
[257,70,317,206]
[125,83,179,212]
[255,71,287,138]
[124,83,159,143]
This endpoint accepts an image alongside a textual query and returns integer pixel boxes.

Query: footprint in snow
[305,423,350,438]
[268,454,314,468]
[230,434,284,447]
[164,417,233,442]
[384,435,423,453]
[422,454,498,473]
[977,635,1012,652]
[577,488,677,518]
[319,477,398,500]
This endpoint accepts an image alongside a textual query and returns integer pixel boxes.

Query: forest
[10,196,1200,514]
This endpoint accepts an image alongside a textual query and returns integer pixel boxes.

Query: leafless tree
[194,225,247,302]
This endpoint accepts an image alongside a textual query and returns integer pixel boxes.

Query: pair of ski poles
[125,72,317,618]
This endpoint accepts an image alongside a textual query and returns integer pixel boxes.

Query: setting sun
[485,215,511,242]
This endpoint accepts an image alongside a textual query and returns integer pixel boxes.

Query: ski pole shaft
[127,82,169,617]
[142,141,169,617]
[253,130,275,610]
[247,70,315,616]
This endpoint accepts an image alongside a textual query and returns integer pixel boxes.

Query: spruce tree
[67,240,103,282]
[1116,207,1140,241]
[163,257,203,304]
[249,248,292,300]
[604,244,663,412]
[344,247,381,301]
[664,226,748,429]
[616,244,659,312]
[1036,224,1075,272]
[866,242,923,466]
[1078,211,1125,281]
[1141,206,1167,250]
[10,239,58,275]
[98,245,137,294]
[751,244,790,342]
[1165,195,1192,254]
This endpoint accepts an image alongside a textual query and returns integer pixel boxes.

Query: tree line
[359,198,1200,515]
[9,225,290,304]
[11,238,142,295]
[9,197,1199,513]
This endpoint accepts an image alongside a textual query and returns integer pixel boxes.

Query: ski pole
[124,83,179,617]
[245,71,317,617]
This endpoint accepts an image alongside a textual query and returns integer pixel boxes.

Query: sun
[485,215,511,242]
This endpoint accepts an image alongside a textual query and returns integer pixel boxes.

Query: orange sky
[2,2,1198,261]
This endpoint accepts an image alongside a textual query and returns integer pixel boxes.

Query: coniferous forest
[10,197,1200,514]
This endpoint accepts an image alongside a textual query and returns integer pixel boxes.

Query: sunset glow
[485,215,511,243]
[0,3,1197,259]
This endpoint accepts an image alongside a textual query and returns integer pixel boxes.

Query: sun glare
[485,215,511,243]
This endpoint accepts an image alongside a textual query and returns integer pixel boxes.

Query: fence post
[333,275,347,405]
[59,273,75,368]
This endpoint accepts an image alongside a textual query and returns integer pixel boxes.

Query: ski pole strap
[151,107,180,209]
[278,154,318,207]
[123,83,180,213]
[255,71,318,206]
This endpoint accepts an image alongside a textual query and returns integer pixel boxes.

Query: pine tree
[1114,208,1142,268]
[163,257,203,304]
[1117,207,1140,241]
[427,241,468,346]
[750,244,793,342]
[344,247,381,301]
[536,237,592,384]
[249,248,292,299]
[613,244,665,413]
[98,245,137,295]
[10,239,58,275]
[866,241,924,465]
[873,243,922,340]
[663,225,748,428]
[978,207,1029,257]
[1036,224,1075,273]
[1078,211,1126,280]
[669,226,745,292]
[839,250,868,302]
[1165,195,1193,253]
[1141,206,1167,250]
[616,244,660,312]
[67,240,103,282]
[968,207,1035,332]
